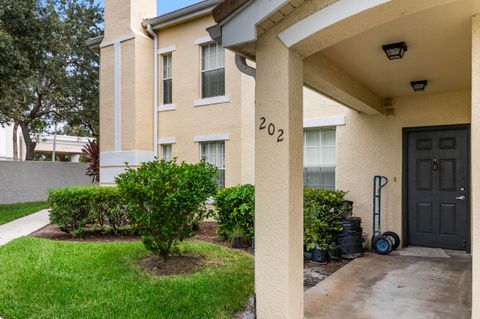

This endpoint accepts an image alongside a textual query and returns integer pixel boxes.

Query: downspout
[147,24,159,157]
[235,54,256,79]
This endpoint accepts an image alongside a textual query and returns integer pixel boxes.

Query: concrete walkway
[305,249,471,319]
[0,209,50,247]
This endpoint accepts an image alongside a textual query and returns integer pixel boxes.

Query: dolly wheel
[373,235,393,255]
[382,231,400,250]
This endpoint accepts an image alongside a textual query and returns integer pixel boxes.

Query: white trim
[100,151,155,167]
[221,0,288,47]
[278,0,391,47]
[100,167,128,184]
[113,42,122,152]
[194,96,230,107]
[151,7,214,31]
[158,137,177,145]
[304,116,346,128]
[158,45,177,55]
[158,104,176,112]
[194,35,213,45]
[193,134,230,142]
[100,33,136,48]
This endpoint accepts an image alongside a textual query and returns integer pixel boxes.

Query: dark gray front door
[406,126,469,250]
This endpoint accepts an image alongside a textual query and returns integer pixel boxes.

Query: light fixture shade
[410,80,428,92]
[382,42,408,60]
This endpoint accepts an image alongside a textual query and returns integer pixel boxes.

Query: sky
[94,0,203,15]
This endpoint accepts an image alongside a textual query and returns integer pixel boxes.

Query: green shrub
[214,184,255,242]
[116,160,218,260]
[48,186,127,235]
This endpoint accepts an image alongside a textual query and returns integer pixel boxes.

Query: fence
[0,161,93,204]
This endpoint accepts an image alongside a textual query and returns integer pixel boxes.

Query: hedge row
[49,186,128,235]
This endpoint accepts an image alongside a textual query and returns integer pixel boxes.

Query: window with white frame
[201,43,225,99]
[162,144,172,161]
[304,128,336,190]
[200,141,225,188]
[162,53,172,104]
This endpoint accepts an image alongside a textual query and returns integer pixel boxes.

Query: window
[162,53,172,104]
[304,129,336,190]
[200,141,225,188]
[162,144,172,161]
[201,43,225,98]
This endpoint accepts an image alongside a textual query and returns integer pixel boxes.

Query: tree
[116,160,219,260]
[0,0,102,160]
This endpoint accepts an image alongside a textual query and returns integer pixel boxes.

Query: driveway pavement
[0,209,50,247]
[305,248,471,319]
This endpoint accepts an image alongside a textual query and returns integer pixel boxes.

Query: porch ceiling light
[410,80,428,92]
[382,42,408,60]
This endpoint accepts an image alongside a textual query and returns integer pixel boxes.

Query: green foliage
[116,160,218,260]
[0,0,102,159]
[214,184,255,242]
[48,186,127,236]
[303,188,347,249]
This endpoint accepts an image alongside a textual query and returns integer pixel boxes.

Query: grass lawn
[0,202,49,226]
[0,237,254,319]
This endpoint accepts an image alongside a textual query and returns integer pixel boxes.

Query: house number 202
[259,117,285,143]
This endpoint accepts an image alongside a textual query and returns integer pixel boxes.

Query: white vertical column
[254,32,304,318]
[113,41,122,152]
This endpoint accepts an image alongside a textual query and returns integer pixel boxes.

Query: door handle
[456,195,466,200]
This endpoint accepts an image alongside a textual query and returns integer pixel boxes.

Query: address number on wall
[259,117,285,143]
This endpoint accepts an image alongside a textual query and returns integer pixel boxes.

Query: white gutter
[146,24,159,157]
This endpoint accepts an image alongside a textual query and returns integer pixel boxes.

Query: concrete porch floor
[304,248,471,319]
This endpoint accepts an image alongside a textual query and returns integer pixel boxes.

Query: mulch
[139,255,205,276]
[30,224,141,242]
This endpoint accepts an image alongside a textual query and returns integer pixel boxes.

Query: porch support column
[255,33,304,318]
[472,13,480,319]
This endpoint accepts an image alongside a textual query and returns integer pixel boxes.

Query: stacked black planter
[336,202,363,259]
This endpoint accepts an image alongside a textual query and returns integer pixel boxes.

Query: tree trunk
[19,121,36,161]
[12,121,19,161]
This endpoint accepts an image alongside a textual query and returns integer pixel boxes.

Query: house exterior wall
[155,15,251,187]
[0,125,14,161]
[306,89,471,243]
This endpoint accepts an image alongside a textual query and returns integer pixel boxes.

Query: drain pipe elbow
[235,54,256,79]
[146,24,159,157]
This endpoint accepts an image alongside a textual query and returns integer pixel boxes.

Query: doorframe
[402,124,471,252]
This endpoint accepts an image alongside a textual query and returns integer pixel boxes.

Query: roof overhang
[143,0,224,31]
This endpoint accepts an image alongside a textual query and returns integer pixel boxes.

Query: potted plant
[311,238,329,263]
[229,226,246,249]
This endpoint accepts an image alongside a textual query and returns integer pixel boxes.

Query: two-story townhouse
[89,0,346,190]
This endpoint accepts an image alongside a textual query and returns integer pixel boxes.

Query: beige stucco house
[94,0,479,318]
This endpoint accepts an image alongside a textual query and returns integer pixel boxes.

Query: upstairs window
[162,53,172,104]
[201,43,225,98]
[304,129,336,190]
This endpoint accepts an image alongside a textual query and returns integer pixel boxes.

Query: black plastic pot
[328,246,340,261]
[311,248,328,263]
[231,236,244,249]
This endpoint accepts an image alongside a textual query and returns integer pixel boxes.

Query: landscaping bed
[0,202,48,226]
[0,237,253,319]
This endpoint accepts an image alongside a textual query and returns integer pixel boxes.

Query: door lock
[456,195,466,200]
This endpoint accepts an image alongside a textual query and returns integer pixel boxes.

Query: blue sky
[95,1,203,15]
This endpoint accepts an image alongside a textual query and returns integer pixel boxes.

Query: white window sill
[193,96,230,107]
[158,104,176,112]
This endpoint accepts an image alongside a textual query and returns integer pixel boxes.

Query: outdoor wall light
[410,80,428,92]
[382,42,408,60]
